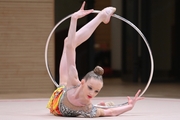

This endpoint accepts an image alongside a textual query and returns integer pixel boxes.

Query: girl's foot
[101,7,116,24]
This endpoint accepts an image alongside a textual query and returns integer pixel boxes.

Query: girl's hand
[98,101,106,106]
[127,89,144,108]
[72,1,93,19]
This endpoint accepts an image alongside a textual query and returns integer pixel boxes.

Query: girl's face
[81,78,103,100]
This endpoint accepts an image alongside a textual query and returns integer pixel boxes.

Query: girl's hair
[83,66,104,82]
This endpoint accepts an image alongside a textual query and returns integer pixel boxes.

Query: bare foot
[100,7,116,24]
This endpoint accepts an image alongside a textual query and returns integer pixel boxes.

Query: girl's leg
[74,7,116,47]
[59,7,116,85]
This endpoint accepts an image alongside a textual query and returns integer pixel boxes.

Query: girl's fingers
[135,89,141,97]
[80,9,93,18]
[137,97,145,101]
[98,101,105,106]
[85,9,94,14]
[80,1,86,10]
[127,96,131,101]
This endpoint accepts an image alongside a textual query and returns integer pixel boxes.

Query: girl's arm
[65,2,93,87]
[96,90,144,117]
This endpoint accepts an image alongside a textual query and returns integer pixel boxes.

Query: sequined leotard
[47,85,97,117]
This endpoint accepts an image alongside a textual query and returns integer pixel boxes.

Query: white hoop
[45,10,154,108]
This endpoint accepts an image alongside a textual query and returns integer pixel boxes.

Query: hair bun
[94,66,104,76]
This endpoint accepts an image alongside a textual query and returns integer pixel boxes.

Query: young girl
[47,1,143,117]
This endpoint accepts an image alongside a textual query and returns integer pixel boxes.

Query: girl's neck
[73,85,91,106]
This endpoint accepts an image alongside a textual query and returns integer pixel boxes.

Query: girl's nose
[89,91,94,96]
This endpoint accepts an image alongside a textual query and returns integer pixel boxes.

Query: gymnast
[47,1,143,117]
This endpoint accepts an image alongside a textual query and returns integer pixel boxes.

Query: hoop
[45,10,154,108]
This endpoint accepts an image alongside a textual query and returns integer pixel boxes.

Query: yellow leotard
[47,85,65,116]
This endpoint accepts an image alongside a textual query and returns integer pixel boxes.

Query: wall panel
[0,0,55,95]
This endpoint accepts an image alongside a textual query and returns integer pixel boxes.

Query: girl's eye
[95,90,99,93]
[88,86,92,90]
